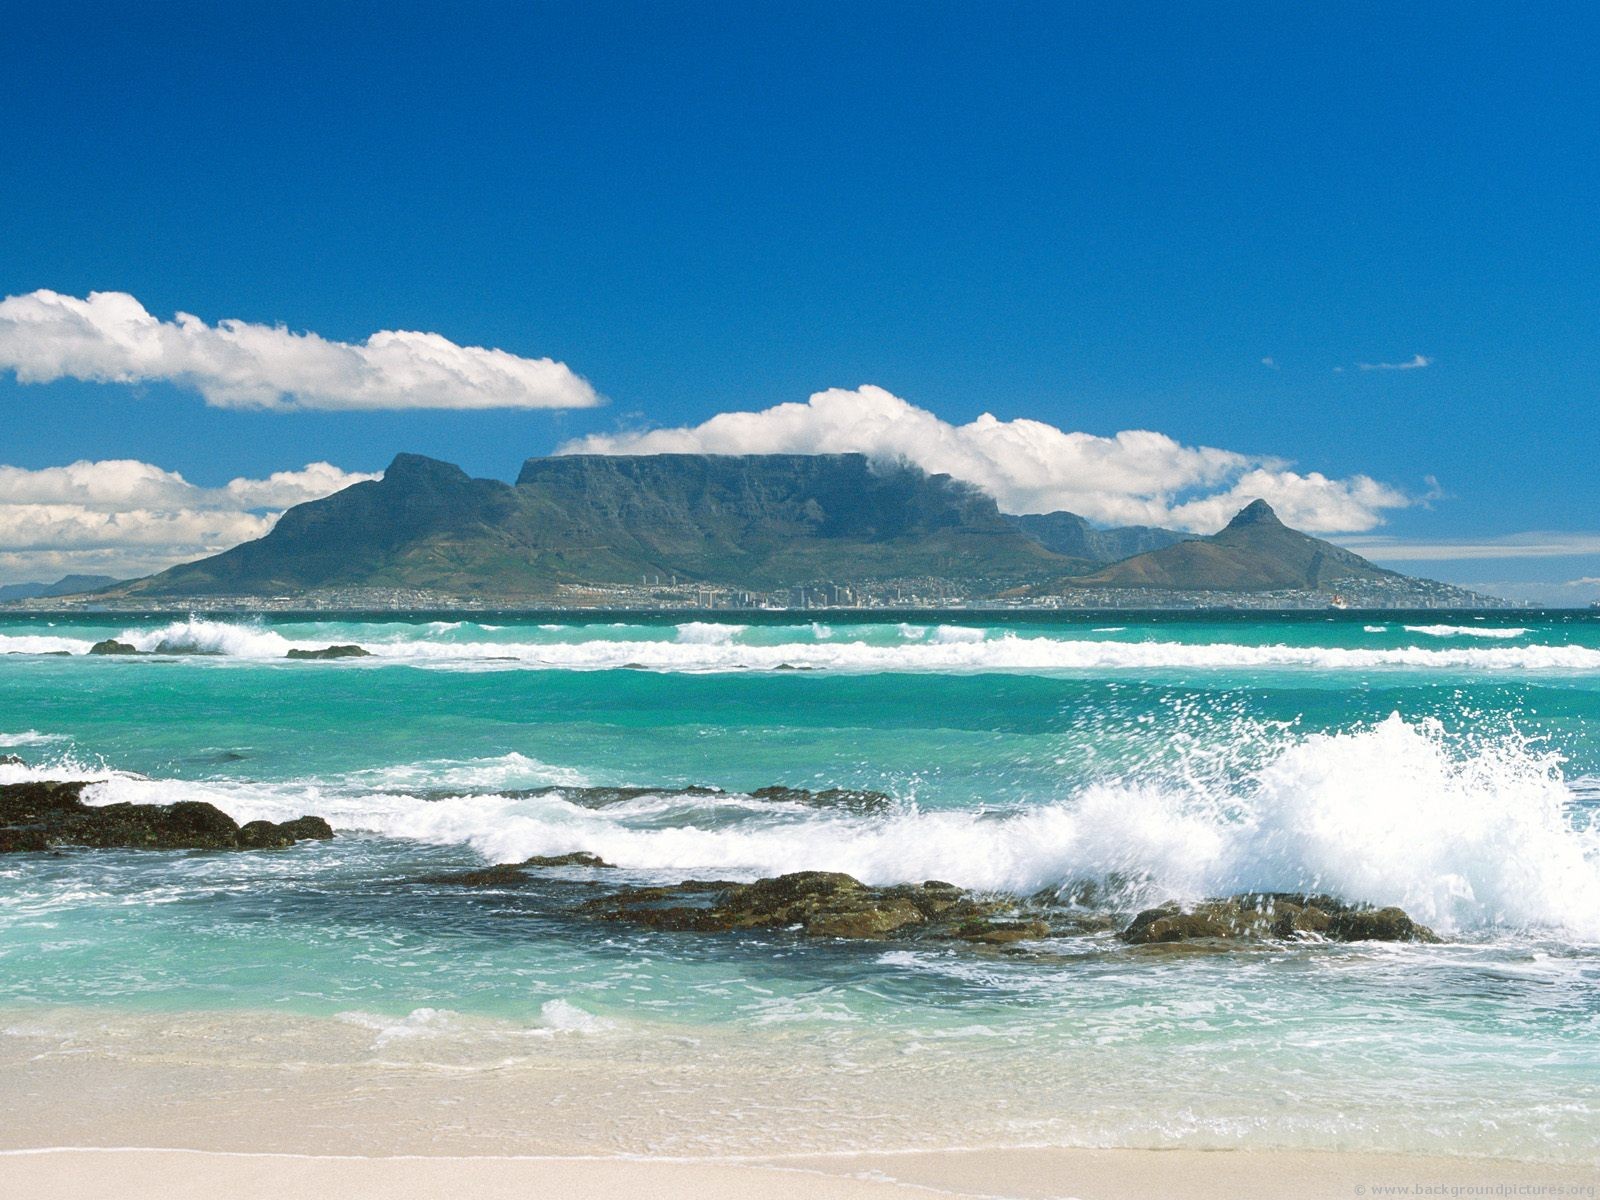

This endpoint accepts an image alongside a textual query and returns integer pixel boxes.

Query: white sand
[2,1146,1595,1200]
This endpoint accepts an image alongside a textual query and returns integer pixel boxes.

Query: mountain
[1047,500,1406,592]
[121,453,1073,597]
[1006,511,1192,563]
[0,574,121,602]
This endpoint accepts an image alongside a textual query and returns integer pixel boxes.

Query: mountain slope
[1006,511,1192,563]
[123,452,1072,597]
[1054,500,1404,592]
[0,574,122,602]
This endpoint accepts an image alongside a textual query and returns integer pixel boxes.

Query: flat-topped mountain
[121,452,1072,597]
[1045,499,1407,593]
[101,453,1473,605]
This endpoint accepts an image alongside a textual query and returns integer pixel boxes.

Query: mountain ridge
[121,452,1072,597]
[1044,498,1409,593]
[86,451,1478,606]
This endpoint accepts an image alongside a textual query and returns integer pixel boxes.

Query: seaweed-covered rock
[1326,906,1436,943]
[285,645,372,660]
[88,639,140,655]
[1120,893,1439,945]
[0,780,334,853]
[525,850,611,868]
[580,870,1033,943]
[236,815,335,849]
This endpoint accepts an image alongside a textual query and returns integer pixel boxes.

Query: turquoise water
[2,611,1598,1159]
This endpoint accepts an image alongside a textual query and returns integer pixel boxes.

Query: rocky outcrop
[579,870,1044,942]
[0,781,334,853]
[236,815,336,848]
[88,639,140,655]
[420,850,614,886]
[285,645,372,659]
[1120,894,1439,945]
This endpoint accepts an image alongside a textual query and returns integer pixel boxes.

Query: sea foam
[24,617,1596,673]
[73,716,1600,939]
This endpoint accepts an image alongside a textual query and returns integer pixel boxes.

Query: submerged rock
[285,644,372,660]
[1120,894,1439,945]
[0,780,334,853]
[88,639,140,655]
[746,785,893,814]
[580,870,1037,943]
[486,783,892,814]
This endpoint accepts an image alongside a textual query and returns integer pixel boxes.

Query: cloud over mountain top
[560,385,1412,533]
[0,290,601,411]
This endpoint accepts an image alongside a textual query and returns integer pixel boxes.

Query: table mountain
[120,452,1075,597]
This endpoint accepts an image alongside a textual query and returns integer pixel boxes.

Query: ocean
[1,610,1597,1162]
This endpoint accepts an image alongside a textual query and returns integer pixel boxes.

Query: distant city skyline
[1,2,1597,602]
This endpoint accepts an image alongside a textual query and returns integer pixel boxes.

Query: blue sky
[1,2,1597,598]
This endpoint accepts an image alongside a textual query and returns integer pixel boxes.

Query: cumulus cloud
[0,289,601,411]
[559,385,1415,533]
[1357,354,1433,371]
[0,459,375,583]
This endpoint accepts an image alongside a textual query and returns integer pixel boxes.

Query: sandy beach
[3,1146,1596,1200]
[4,1006,1593,1199]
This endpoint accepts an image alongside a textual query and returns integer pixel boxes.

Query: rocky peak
[1223,499,1285,532]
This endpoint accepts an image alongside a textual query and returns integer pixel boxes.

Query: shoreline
[3,1146,1595,1200]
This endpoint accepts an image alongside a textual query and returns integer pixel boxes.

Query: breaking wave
[3,617,1599,674]
[61,716,1600,939]
[1406,625,1531,640]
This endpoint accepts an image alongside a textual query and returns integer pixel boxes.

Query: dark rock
[523,850,611,868]
[88,640,140,655]
[420,849,614,886]
[580,870,1024,942]
[0,754,23,766]
[1327,906,1438,943]
[285,644,372,660]
[1120,893,1439,945]
[956,919,1052,945]
[0,780,334,853]
[422,862,533,888]
[236,815,335,849]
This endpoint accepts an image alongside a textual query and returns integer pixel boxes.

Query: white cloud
[1457,578,1600,607]
[1357,354,1433,371]
[0,289,601,411]
[1338,532,1600,561]
[0,459,375,583]
[559,385,1415,533]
